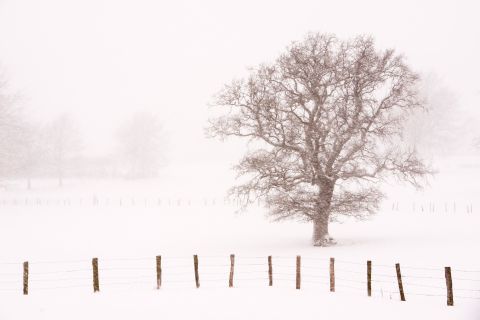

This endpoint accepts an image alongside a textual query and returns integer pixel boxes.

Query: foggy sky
[0,0,479,165]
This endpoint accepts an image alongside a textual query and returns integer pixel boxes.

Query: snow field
[0,158,479,318]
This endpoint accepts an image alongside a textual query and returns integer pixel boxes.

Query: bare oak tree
[208,33,431,246]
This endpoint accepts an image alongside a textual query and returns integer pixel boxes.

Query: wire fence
[0,196,233,208]
[0,196,476,214]
[0,255,479,305]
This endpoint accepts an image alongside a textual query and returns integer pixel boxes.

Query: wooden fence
[2,255,479,306]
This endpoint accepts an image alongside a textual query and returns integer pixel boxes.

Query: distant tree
[0,72,24,180]
[43,114,82,187]
[473,136,480,150]
[208,33,431,246]
[116,111,165,179]
[16,123,45,189]
[403,75,468,156]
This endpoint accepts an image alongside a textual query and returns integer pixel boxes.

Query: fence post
[268,256,273,286]
[229,254,235,287]
[23,261,29,295]
[367,260,372,297]
[296,255,301,290]
[156,255,162,289]
[194,255,200,288]
[329,257,335,292]
[395,263,405,301]
[92,257,100,292]
[445,267,454,306]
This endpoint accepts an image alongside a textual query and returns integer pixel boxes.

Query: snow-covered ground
[0,156,479,319]
[2,288,478,320]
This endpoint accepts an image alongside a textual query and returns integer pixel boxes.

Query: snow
[0,157,479,319]
[1,288,477,320]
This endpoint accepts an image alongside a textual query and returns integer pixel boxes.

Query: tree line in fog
[0,77,165,188]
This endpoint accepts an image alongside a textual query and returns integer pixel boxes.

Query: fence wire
[0,255,478,303]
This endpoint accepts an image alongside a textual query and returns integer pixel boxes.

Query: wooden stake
[92,257,100,292]
[23,261,29,295]
[156,255,162,289]
[445,267,454,306]
[296,255,301,290]
[367,260,372,297]
[194,255,200,288]
[229,254,235,287]
[329,257,335,292]
[268,256,273,286]
[395,263,405,301]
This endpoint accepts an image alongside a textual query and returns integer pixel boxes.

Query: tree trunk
[312,216,331,246]
[58,169,63,187]
[312,180,336,246]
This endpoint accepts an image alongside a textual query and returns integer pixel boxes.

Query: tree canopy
[208,33,431,246]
